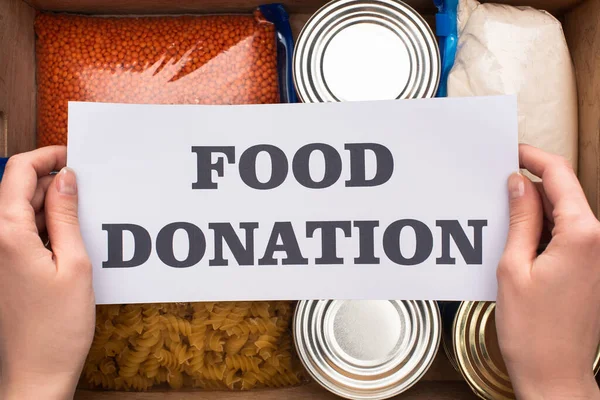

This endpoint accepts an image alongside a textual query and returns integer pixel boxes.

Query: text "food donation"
[101,144,489,268]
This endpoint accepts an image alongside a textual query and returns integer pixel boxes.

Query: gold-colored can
[443,301,600,400]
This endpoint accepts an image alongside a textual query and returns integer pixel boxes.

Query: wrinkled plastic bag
[35,7,295,147]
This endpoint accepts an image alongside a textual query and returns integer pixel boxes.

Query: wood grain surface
[565,0,600,217]
[74,381,478,400]
[25,0,434,14]
[25,0,584,15]
[0,0,36,157]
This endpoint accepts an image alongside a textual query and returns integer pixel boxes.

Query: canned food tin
[293,300,441,400]
[293,0,440,103]
[452,302,600,400]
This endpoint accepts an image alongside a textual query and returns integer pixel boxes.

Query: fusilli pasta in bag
[82,302,307,391]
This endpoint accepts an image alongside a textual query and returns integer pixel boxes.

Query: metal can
[293,0,440,103]
[449,302,600,400]
[451,302,513,400]
[293,300,441,399]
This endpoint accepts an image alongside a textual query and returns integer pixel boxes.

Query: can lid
[454,302,600,400]
[293,0,440,103]
[294,300,441,400]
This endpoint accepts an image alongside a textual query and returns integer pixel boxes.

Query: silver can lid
[294,300,441,400]
[293,0,440,102]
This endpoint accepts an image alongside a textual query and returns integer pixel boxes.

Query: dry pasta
[82,302,306,390]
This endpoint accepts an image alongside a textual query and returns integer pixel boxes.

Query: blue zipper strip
[433,0,459,97]
[0,157,7,182]
[259,3,298,103]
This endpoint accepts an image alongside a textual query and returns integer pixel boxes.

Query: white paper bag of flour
[448,0,578,173]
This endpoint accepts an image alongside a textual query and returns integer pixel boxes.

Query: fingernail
[508,172,525,199]
[56,167,77,195]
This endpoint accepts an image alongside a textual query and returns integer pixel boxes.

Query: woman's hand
[496,144,600,400]
[0,146,95,400]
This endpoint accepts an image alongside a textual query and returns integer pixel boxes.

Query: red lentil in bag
[34,6,295,147]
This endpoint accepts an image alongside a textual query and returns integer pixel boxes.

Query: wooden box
[1,0,599,398]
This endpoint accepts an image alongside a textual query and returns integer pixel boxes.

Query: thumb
[45,167,88,270]
[503,172,543,268]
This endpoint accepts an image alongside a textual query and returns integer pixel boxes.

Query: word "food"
[192,143,394,190]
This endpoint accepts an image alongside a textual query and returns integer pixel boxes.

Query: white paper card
[67,97,518,304]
